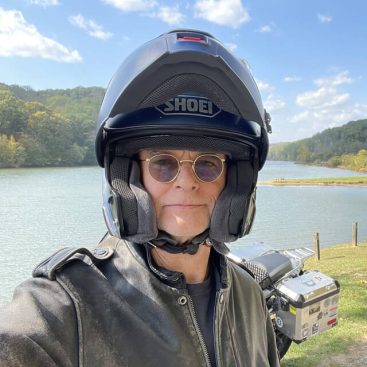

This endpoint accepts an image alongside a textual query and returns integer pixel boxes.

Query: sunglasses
[140,153,226,183]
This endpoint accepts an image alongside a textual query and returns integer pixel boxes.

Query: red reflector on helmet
[177,35,207,44]
[179,36,202,41]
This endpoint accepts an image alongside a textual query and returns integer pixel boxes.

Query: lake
[1,161,366,305]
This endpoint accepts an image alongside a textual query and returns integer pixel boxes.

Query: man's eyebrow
[146,150,170,155]
[143,150,226,158]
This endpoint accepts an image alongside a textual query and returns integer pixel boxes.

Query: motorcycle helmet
[95,29,271,254]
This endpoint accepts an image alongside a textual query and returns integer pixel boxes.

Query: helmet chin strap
[147,229,231,256]
[147,230,210,255]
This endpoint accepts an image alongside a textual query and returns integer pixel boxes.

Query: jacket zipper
[187,294,212,367]
[213,290,221,367]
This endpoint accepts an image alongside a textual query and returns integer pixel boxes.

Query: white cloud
[331,104,367,124]
[194,0,250,28]
[288,70,366,134]
[296,71,354,111]
[288,110,310,124]
[284,76,301,82]
[0,7,82,62]
[264,94,286,114]
[28,0,60,6]
[258,25,272,33]
[297,87,349,110]
[224,42,237,52]
[289,104,367,138]
[314,71,353,87]
[149,5,184,25]
[69,14,112,40]
[103,0,157,12]
[317,13,332,23]
[256,79,273,92]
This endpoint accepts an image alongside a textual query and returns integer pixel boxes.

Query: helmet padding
[107,148,257,249]
[209,160,257,242]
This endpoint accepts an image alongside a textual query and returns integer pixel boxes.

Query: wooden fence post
[313,232,320,260]
[352,222,358,246]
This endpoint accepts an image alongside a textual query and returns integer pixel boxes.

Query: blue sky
[0,0,366,142]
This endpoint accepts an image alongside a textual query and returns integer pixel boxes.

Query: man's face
[139,149,226,244]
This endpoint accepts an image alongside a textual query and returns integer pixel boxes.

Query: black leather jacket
[0,236,280,367]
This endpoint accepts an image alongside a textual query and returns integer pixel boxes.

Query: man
[0,30,279,366]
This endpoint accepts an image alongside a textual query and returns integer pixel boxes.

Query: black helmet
[96,29,271,252]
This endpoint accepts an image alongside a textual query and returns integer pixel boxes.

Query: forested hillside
[1,82,366,171]
[0,83,104,168]
[268,119,367,171]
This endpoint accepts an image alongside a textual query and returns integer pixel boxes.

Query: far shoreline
[259,176,367,187]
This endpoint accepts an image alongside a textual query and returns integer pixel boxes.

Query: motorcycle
[228,243,340,359]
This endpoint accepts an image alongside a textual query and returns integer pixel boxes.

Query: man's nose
[174,161,199,190]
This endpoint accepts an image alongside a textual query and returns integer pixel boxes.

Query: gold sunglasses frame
[141,153,226,183]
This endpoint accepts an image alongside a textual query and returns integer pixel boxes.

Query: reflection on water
[0,162,366,304]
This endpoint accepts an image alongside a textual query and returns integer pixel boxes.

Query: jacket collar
[125,242,230,289]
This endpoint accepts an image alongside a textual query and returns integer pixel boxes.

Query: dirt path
[319,336,367,367]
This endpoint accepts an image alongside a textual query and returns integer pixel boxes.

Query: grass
[260,176,367,186]
[281,242,367,366]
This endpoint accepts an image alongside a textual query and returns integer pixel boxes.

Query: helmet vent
[139,74,240,116]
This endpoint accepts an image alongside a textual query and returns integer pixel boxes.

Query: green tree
[26,110,86,166]
[24,101,49,115]
[297,143,312,163]
[355,149,367,170]
[0,134,25,168]
[327,156,341,168]
[18,134,49,166]
[0,90,27,136]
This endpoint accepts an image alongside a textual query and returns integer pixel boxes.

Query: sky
[0,0,366,143]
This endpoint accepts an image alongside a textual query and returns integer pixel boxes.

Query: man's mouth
[164,204,204,209]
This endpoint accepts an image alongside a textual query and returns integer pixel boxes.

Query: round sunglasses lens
[148,155,178,182]
[195,155,223,182]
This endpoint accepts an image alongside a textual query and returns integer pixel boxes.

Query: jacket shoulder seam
[33,246,115,281]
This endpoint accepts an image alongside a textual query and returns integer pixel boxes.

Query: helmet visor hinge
[264,109,272,134]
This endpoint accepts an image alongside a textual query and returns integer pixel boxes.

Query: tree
[327,156,341,168]
[355,149,367,171]
[0,134,25,168]
[0,90,27,136]
[297,143,312,163]
[26,110,86,166]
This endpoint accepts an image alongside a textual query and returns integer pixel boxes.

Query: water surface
[1,162,366,304]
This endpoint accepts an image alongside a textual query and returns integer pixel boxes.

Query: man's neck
[151,244,211,284]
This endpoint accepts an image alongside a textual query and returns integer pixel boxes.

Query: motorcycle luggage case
[274,270,340,342]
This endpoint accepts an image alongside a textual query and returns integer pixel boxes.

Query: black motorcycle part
[275,329,293,360]
[249,253,293,284]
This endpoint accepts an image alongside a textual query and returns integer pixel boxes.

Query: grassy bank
[281,242,367,367]
[260,176,367,187]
